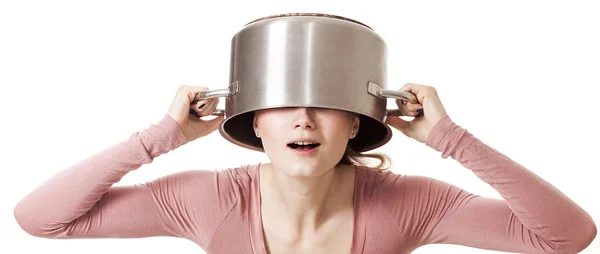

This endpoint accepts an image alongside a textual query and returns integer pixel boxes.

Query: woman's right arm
[14,85,228,248]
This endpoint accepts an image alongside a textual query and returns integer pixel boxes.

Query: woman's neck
[260,163,355,232]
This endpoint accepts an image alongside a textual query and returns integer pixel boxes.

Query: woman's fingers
[203,98,219,116]
[395,99,424,117]
[192,97,219,117]
[404,101,423,111]
[406,101,423,116]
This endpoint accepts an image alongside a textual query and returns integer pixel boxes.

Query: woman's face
[253,107,360,177]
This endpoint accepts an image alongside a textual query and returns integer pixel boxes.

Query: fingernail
[198,104,205,109]
[189,109,200,117]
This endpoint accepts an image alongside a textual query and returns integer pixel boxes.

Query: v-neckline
[252,163,364,254]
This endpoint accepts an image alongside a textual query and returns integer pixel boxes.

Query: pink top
[14,114,596,253]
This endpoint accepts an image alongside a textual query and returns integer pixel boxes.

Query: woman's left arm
[385,83,597,253]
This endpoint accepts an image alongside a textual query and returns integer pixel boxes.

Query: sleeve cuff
[157,113,189,149]
[139,114,189,159]
[425,115,466,158]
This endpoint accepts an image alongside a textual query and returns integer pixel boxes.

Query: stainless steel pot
[195,13,421,152]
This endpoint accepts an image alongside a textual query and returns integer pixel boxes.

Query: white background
[2,0,599,253]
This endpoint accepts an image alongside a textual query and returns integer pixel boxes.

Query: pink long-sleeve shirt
[14,114,596,253]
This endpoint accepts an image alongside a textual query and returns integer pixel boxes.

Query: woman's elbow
[553,221,597,254]
[14,203,64,238]
[14,203,42,237]
[573,222,597,253]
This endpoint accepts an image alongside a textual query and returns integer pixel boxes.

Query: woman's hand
[167,85,224,142]
[385,83,448,143]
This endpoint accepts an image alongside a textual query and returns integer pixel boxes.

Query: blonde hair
[338,145,391,171]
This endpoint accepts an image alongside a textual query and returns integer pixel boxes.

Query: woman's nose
[292,107,315,129]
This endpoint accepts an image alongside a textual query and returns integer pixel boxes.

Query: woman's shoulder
[358,165,447,185]
[160,163,261,205]
[356,165,458,201]
[354,165,406,187]
[184,163,261,186]
[222,163,261,182]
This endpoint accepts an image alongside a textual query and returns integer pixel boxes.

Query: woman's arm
[380,115,596,253]
[13,114,236,249]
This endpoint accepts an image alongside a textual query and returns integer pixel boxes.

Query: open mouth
[287,142,321,150]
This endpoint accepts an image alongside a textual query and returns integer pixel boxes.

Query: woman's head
[253,107,391,176]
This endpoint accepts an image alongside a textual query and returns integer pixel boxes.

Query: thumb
[385,116,412,136]
[205,115,225,132]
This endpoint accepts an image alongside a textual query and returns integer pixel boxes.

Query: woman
[14,83,596,253]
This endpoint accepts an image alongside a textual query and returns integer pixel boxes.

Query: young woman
[14,83,596,253]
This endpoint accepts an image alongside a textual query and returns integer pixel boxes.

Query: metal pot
[195,13,420,152]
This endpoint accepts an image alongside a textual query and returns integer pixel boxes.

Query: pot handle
[189,81,239,117]
[367,81,424,117]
